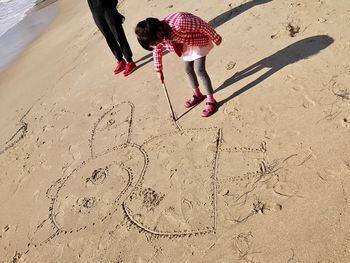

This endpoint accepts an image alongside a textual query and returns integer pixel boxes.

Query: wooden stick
[162,81,182,131]
[162,82,176,121]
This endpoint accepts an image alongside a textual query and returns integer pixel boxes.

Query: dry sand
[1,0,350,262]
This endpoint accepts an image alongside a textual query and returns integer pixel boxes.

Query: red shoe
[123,61,136,76]
[114,60,126,74]
[184,94,205,108]
[201,101,217,117]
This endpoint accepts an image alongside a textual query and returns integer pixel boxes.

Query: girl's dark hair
[135,18,171,51]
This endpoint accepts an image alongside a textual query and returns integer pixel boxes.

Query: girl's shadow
[216,35,334,107]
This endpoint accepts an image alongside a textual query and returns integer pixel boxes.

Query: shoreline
[34,0,59,10]
[0,0,59,72]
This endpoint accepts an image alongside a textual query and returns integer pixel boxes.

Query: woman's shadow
[216,35,334,107]
[208,0,272,28]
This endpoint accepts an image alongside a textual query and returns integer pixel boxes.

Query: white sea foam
[0,0,36,37]
[0,0,58,71]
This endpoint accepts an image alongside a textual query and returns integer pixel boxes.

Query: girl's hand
[156,71,164,83]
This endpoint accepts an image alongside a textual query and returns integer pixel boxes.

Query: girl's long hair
[135,18,171,51]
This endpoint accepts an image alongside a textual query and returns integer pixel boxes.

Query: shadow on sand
[215,35,334,107]
[208,0,272,28]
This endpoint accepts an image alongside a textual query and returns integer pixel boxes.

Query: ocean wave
[0,0,36,37]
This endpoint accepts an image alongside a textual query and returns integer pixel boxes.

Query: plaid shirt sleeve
[175,14,222,45]
[153,43,164,72]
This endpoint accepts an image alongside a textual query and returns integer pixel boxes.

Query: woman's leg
[92,12,122,60]
[104,10,133,62]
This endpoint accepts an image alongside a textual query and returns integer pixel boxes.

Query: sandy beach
[1,0,350,262]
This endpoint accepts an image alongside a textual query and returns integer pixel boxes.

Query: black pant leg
[104,10,133,61]
[92,11,123,60]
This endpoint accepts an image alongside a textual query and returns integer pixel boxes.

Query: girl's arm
[153,43,164,72]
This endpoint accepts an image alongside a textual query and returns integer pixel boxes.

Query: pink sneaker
[123,61,136,76]
[201,101,217,117]
[114,60,126,74]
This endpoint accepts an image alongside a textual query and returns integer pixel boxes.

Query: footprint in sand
[286,80,316,109]
[260,104,278,125]
[342,117,350,128]
[301,93,316,109]
[329,74,350,101]
[225,61,236,70]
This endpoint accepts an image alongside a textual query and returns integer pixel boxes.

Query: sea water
[0,0,58,71]
[0,0,37,38]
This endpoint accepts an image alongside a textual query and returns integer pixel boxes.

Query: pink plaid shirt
[153,12,222,72]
